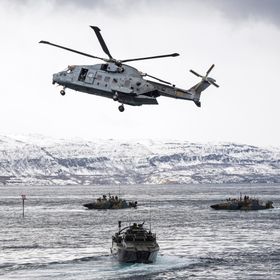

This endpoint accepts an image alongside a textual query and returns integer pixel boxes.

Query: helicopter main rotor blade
[144,73,172,85]
[39,40,107,61]
[90,26,113,59]
[121,53,179,63]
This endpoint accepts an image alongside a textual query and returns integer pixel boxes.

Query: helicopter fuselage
[53,63,198,107]
[41,26,218,111]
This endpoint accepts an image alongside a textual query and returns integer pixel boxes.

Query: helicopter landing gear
[60,89,66,96]
[118,104,125,112]
[113,92,118,101]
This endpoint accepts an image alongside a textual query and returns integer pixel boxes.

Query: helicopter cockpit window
[100,64,108,71]
[78,68,88,82]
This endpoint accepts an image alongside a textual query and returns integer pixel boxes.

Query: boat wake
[0,254,204,280]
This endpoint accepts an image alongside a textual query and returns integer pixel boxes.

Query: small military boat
[111,221,159,263]
[83,194,137,210]
[211,195,273,211]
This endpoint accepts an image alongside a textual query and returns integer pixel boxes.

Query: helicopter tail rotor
[189,64,219,107]
[190,64,219,89]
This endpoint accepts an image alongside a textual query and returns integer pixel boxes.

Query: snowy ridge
[0,135,280,185]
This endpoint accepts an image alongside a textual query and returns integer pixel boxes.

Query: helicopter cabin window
[78,68,88,82]
[104,76,110,83]
[96,74,102,81]
[124,80,130,87]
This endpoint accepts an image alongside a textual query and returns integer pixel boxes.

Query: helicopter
[39,26,219,112]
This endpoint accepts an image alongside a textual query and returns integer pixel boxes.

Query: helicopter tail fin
[189,79,212,95]
[188,80,211,107]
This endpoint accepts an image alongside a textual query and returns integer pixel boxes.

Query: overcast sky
[0,0,280,147]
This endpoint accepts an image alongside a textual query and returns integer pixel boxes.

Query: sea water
[1,184,279,279]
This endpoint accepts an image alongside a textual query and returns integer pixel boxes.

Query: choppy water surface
[0,184,279,279]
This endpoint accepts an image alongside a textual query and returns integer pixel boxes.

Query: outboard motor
[118,221,122,233]
[265,201,273,209]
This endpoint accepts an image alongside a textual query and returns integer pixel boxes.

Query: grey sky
[211,0,280,26]
[8,0,280,25]
[0,0,279,146]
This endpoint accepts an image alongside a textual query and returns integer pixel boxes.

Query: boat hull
[111,246,159,263]
[211,201,274,211]
[83,201,137,210]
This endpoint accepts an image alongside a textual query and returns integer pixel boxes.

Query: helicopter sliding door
[78,68,96,84]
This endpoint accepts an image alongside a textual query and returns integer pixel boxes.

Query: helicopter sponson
[40,26,219,112]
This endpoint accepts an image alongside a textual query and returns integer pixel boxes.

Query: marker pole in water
[149,200,152,232]
[21,194,26,218]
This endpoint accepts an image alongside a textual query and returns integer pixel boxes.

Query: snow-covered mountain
[0,135,279,185]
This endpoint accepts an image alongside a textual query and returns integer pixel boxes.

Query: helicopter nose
[52,73,60,84]
[52,73,57,84]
